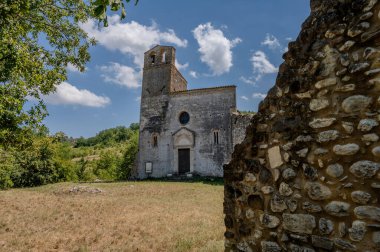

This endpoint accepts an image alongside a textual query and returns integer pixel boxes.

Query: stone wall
[232,112,255,149]
[224,0,380,251]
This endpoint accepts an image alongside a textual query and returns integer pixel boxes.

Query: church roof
[170,85,236,95]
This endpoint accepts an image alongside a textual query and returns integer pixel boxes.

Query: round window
[179,111,190,125]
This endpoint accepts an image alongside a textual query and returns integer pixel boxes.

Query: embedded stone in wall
[354,206,380,221]
[282,214,316,235]
[311,235,334,250]
[259,213,281,229]
[333,144,360,155]
[349,160,380,178]
[351,191,372,204]
[319,218,334,235]
[349,220,367,242]
[315,78,337,89]
[309,99,329,111]
[261,241,281,252]
[305,182,332,201]
[270,193,287,212]
[267,146,283,169]
[333,238,357,251]
[324,201,350,217]
[373,232,380,247]
[372,146,380,157]
[341,95,372,113]
[308,118,336,129]
[357,119,379,132]
[317,130,339,143]
[326,163,344,178]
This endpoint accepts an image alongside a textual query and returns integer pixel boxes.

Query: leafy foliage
[0,124,139,189]
[0,0,94,148]
[118,130,138,180]
[75,124,138,147]
[91,0,139,26]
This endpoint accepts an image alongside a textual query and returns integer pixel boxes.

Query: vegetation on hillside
[0,124,139,189]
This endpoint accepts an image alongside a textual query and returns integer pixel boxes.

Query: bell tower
[141,45,186,98]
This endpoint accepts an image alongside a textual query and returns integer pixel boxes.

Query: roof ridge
[170,85,236,94]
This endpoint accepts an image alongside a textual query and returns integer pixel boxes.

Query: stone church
[137,45,250,178]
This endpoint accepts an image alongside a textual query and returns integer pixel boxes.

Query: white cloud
[189,71,199,78]
[100,62,141,89]
[81,16,188,67]
[261,34,281,50]
[240,76,257,86]
[252,92,267,99]
[192,22,241,76]
[241,96,249,101]
[175,60,189,70]
[240,51,278,86]
[251,51,278,82]
[67,63,81,73]
[44,82,110,107]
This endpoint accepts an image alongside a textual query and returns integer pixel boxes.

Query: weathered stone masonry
[224,0,380,251]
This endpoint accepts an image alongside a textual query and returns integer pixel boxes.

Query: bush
[94,151,121,180]
[118,131,138,180]
[0,149,15,189]
[10,138,63,187]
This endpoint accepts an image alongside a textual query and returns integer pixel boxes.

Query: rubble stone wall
[224,0,380,251]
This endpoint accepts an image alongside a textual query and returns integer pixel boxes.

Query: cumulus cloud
[240,51,277,86]
[66,63,81,73]
[80,16,188,67]
[252,51,278,76]
[240,76,257,86]
[100,62,141,89]
[241,96,249,101]
[261,34,281,50]
[252,92,267,99]
[44,82,110,107]
[192,22,241,76]
[175,60,189,70]
[189,71,199,78]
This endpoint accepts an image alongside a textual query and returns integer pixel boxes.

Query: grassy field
[0,181,224,252]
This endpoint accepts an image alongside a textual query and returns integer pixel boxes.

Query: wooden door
[178,148,190,174]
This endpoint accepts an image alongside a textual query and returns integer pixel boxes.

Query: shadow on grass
[80,176,224,186]
[143,176,224,186]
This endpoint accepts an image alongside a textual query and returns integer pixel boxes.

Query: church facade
[137,45,250,178]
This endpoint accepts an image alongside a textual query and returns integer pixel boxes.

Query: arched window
[153,135,158,147]
[162,52,166,63]
[213,130,219,145]
[150,54,156,64]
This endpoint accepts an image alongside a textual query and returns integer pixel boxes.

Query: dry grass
[0,181,224,252]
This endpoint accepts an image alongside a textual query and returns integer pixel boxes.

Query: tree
[0,0,93,148]
[118,130,138,179]
[0,0,139,149]
[92,0,139,26]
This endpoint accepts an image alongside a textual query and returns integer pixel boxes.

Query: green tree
[0,1,140,149]
[0,0,94,148]
[92,0,139,26]
[118,130,138,180]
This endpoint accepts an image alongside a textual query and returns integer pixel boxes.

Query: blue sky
[43,0,310,138]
